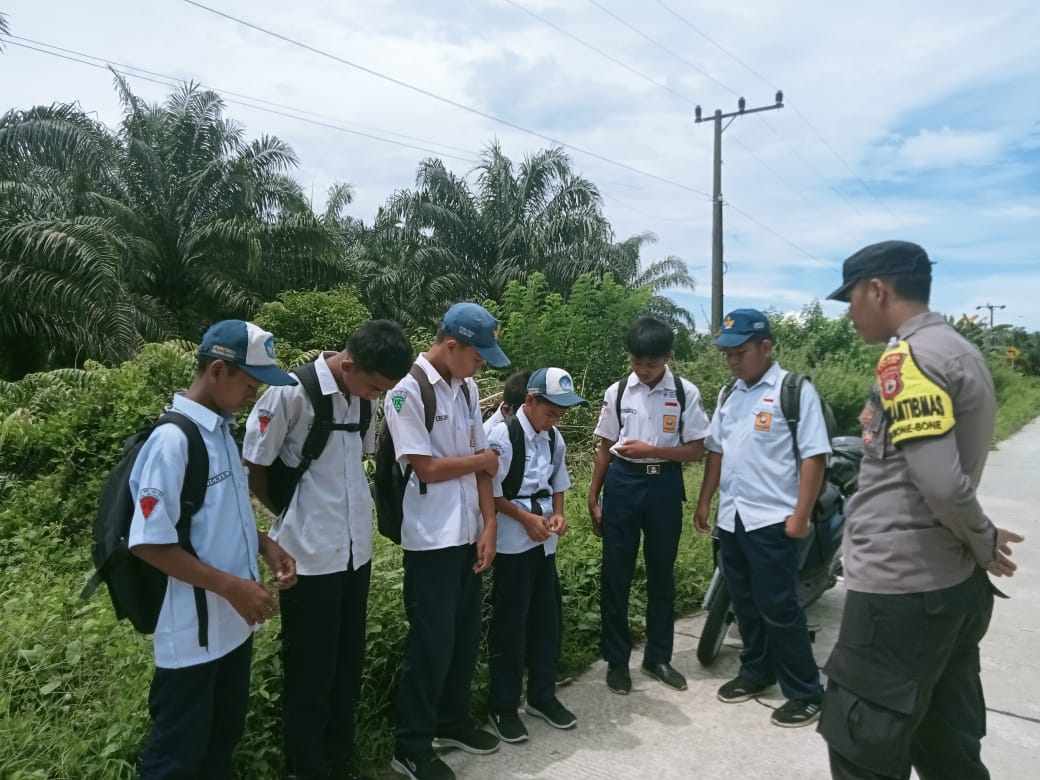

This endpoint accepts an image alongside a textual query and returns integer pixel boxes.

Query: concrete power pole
[976,302,1006,329]
[696,92,784,333]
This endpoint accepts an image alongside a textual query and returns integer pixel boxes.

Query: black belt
[610,458,682,475]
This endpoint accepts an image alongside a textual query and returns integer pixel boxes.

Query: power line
[502,0,695,108]
[2,34,480,164]
[653,0,900,225]
[179,0,712,199]
[725,199,823,264]
[1,37,482,164]
[503,1,834,260]
[586,0,738,98]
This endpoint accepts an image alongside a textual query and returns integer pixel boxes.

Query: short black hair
[879,273,931,304]
[625,316,674,358]
[196,356,240,376]
[348,320,414,381]
[503,370,532,409]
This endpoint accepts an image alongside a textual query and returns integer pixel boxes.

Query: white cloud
[897,127,1006,170]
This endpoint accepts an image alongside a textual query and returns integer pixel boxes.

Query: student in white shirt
[485,368,585,744]
[588,316,710,696]
[128,320,297,779]
[385,303,509,780]
[483,369,531,436]
[243,320,413,780]
[693,309,831,729]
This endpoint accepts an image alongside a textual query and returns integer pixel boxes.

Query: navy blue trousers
[600,464,684,666]
[718,515,822,702]
[488,548,559,712]
[395,544,482,755]
[280,563,371,779]
[139,636,253,780]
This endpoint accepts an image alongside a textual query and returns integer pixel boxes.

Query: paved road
[443,418,1039,780]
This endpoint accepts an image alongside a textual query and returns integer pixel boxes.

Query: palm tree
[364,142,613,326]
[111,76,345,333]
[606,231,697,329]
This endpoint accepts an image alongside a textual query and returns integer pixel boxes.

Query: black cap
[827,240,933,303]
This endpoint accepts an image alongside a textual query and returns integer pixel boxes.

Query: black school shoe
[487,711,529,743]
[431,726,500,755]
[525,697,577,730]
[716,676,773,703]
[770,699,822,728]
[641,662,687,691]
[390,750,455,780]
[606,663,631,695]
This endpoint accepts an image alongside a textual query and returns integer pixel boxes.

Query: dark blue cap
[442,302,510,368]
[713,309,772,347]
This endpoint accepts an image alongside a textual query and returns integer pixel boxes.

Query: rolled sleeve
[593,383,621,441]
[679,379,710,443]
[242,385,294,466]
[128,426,189,548]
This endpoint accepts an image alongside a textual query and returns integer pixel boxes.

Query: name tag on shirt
[663,414,677,433]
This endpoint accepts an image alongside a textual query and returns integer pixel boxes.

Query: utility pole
[696,92,784,333]
[976,303,1006,329]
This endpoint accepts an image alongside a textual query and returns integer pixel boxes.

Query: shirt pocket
[861,404,886,459]
[750,404,782,436]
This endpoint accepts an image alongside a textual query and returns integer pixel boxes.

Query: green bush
[253,287,372,358]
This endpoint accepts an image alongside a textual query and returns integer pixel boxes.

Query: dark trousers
[140,636,253,780]
[280,563,371,779]
[718,515,822,702]
[489,548,559,712]
[819,568,995,780]
[600,464,684,666]
[395,544,482,755]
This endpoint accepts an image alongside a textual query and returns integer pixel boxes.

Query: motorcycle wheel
[697,585,733,666]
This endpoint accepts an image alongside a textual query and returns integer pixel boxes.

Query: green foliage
[253,286,372,358]
[492,272,652,394]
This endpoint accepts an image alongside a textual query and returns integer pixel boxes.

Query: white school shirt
[487,407,571,556]
[128,394,260,670]
[593,367,710,462]
[242,353,377,575]
[483,404,507,437]
[384,354,489,551]
[705,361,832,533]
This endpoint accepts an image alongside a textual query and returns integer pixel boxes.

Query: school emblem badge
[139,488,163,519]
[264,336,276,360]
[391,394,405,411]
[559,374,574,392]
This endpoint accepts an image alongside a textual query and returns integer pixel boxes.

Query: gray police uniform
[819,311,1000,780]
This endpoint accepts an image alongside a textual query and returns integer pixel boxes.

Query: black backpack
[81,411,211,647]
[719,371,838,471]
[615,375,688,434]
[374,363,471,544]
[265,361,374,515]
[500,415,558,500]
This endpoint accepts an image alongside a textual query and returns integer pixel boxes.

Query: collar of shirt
[417,353,468,398]
[315,352,342,397]
[626,365,676,393]
[896,310,945,340]
[170,392,231,432]
[516,406,549,444]
[733,361,782,394]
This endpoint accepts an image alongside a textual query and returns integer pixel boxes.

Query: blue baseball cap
[198,320,297,386]
[528,367,588,408]
[713,308,773,347]
[442,302,510,368]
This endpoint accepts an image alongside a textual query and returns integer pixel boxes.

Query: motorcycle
[696,435,864,666]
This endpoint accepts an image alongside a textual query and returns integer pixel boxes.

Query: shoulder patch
[390,389,407,412]
[877,340,954,445]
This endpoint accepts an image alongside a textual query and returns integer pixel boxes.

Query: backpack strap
[407,363,437,496]
[780,371,806,471]
[674,377,687,440]
[156,411,211,649]
[501,416,527,499]
[296,362,335,464]
[614,379,626,432]
[548,426,557,461]
[718,378,738,409]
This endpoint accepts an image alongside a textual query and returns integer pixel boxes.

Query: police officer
[818,241,1025,779]
[589,315,710,694]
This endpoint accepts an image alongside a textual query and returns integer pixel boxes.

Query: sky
[2,0,1039,331]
